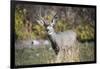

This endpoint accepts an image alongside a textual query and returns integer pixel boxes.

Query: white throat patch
[47,26,54,35]
[48,31,53,35]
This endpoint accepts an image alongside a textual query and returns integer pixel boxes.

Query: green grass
[79,42,95,62]
[15,45,55,65]
[15,42,95,66]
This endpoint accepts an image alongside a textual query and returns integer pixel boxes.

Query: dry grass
[15,42,95,66]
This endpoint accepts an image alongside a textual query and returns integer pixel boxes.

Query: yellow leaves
[76,23,94,41]
[15,7,31,40]
[44,15,52,22]
[32,24,47,39]
[55,20,68,32]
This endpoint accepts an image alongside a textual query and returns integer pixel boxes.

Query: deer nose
[46,29,49,32]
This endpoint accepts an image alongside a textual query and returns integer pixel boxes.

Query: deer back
[53,30,77,49]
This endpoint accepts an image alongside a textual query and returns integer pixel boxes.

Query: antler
[36,7,51,26]
[51,11,58,26]
[36,8,46,26]
[36,9,58,27]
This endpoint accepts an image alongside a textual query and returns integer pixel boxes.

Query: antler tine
[38,11,45,20]
[37,7,45,22]
[52,11,57,18]
[51,11,57,26]
[51,11,57,20]
[36,13,45,26]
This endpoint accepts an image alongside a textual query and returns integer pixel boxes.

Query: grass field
[15,42,95,66]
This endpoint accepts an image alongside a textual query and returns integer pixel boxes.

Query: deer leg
[55,49,64,63]
[62,46,70,62]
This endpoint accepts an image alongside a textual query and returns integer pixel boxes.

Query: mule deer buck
[36,12,80,63]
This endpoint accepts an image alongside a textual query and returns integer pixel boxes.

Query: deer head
[36,12,58,35]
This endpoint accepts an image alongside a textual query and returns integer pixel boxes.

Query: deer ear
[51,18,57,26]
[36,20,44,26]
[51,14,58,26]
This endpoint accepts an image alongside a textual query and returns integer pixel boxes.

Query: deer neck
[48,31,56,36]
[47,33,59,55]
[47,30,59,55]
[47,29,57,40]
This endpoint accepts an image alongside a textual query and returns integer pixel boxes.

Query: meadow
[15,41,95,65]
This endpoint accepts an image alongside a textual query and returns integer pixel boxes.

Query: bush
[76,23,94,41]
